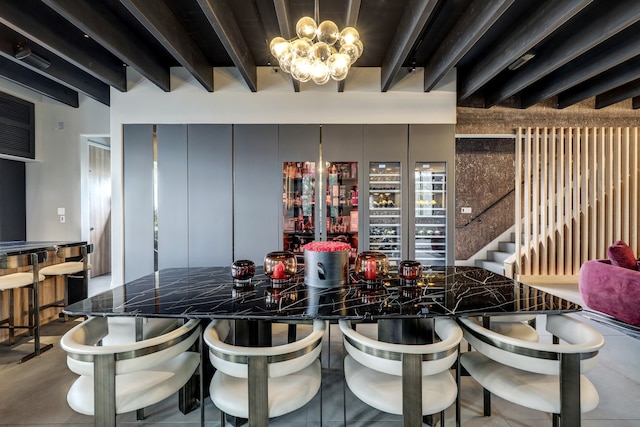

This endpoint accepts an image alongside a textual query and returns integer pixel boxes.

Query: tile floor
[0,276,638,426]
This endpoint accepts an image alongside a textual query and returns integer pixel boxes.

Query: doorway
[88,140,111,277]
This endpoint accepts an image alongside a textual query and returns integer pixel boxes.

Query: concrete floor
[0,276,638,426]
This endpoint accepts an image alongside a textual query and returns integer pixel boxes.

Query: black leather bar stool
[0,250,52,363]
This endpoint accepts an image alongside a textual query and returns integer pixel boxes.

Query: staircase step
[499,241,516,253]
[487,250,511,263]
[475,260,505,275]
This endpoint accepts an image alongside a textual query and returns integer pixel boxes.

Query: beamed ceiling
[1,0,640,110]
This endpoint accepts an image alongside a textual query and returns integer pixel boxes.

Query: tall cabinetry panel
[409,125,455,265]
[279,125,320,256]
[363,125,408,266]
[322,125,364,259]
[234,125,280,262]
[123,124,155,282]
[188,125,233,267]
[156,125,189,269]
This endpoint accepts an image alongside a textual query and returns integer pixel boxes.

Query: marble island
[65,266,581,320]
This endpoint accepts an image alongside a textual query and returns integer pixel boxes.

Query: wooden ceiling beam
[196,0,255,92]
[338,0,361,93]
[521,29,640,108]
[122,0,214,92]
[0,55,78,107]
[381,0,438,92]
[0,25,109,105]
[43,0,169,91]
[485,0,640,107]
[595,78,640,109]
[424,0,514,92]
[557,55,640,108]
[273,0,299,92]
[0,0,126,91]
[459,0,592,100]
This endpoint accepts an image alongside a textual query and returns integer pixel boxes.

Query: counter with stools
[0,250,50,363]
[0,241,90,348]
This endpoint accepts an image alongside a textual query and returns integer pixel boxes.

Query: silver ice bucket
[304,250,349,288]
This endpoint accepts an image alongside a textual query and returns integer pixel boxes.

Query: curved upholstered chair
[485,314,538,342]
[100,316,181,345]
[458,314,604,425]
[60,317,200,423]
[339,318,463,426]
[204,318,325,424]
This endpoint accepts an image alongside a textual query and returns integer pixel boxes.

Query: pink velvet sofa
[578,259,640,327]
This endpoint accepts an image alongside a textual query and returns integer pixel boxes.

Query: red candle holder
[354,251,389,283]
[399,260,423,283]
[231,259,255,288]
[263,251,297,285]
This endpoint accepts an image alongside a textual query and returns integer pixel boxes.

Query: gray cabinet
[234,125,279,263]
[123,124,233,278]
[123,124,155,282]
[187,125,233,267]
[122,123,455,272]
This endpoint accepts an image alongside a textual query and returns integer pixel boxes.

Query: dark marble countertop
[65,266,581,320]
[0,241,86,257]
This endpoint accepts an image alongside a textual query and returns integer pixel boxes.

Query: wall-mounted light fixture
[14,41,51,70]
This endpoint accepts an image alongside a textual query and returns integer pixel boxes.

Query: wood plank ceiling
[0,0,639,110]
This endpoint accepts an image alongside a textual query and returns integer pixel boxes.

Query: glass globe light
[317,20,339,45]
[354,40,364,58]
[296,17,317,40]
[340,27,360,45]
[340,43,359,65]
[311,41,332,63]
[291,57,312,82]
[270,37,289,59]
[291,38,312,60]
[279,51,293,73]
[310,60,330,85]
[328,52,350,80]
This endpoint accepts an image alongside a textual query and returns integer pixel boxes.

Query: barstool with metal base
[39,243,92,321]
[0,250,52,363]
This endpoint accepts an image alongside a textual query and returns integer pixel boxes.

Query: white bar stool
[0,250,52,363]
[39,243,92,320]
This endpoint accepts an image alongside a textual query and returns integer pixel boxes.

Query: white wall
[0,78,110,242]
[110,66,457,284]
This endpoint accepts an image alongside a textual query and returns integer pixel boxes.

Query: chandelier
[269,16,363,85]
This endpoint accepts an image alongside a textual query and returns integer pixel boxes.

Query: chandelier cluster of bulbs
[269,17,363,84]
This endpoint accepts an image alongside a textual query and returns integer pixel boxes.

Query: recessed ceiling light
[508,51,535,71]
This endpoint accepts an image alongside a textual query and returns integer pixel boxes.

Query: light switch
[461,207,472,214]
[57,207,65,215]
